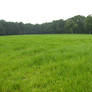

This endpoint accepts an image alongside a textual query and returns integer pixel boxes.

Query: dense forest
[0,15,92,35]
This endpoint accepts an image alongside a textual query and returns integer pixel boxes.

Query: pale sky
[0,0,92,24]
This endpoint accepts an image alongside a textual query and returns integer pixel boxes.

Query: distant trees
[0,20,6,35]
[0,15,92,35]
[40,19,65,34]
[85,15,92,34]
[52,19,65,33]
[65,15,86,34]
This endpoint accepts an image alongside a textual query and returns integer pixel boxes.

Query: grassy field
[0,34,92,92]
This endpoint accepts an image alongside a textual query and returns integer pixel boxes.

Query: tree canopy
[0,15,92,35]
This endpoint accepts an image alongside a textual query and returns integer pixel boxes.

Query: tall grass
[0,34,92,92]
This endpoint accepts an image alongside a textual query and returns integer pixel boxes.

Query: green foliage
[0,34,92,92]
[65,15,86,34]
[0,15,92,35]
[85,15,92,34]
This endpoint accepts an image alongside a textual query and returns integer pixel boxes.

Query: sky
[0,0,92,24]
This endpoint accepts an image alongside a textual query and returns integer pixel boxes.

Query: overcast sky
[0,0,92,24]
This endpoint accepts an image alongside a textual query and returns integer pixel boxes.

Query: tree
[85,15,92,34]
[65,15,86,34]
[0,20,6,35]
[0,15,92,35]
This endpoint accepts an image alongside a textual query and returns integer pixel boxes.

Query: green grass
[0,34,92,92]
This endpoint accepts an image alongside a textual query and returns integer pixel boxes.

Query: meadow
[0,34,92,92]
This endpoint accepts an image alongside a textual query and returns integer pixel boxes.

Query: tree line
[0,15,92,35]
